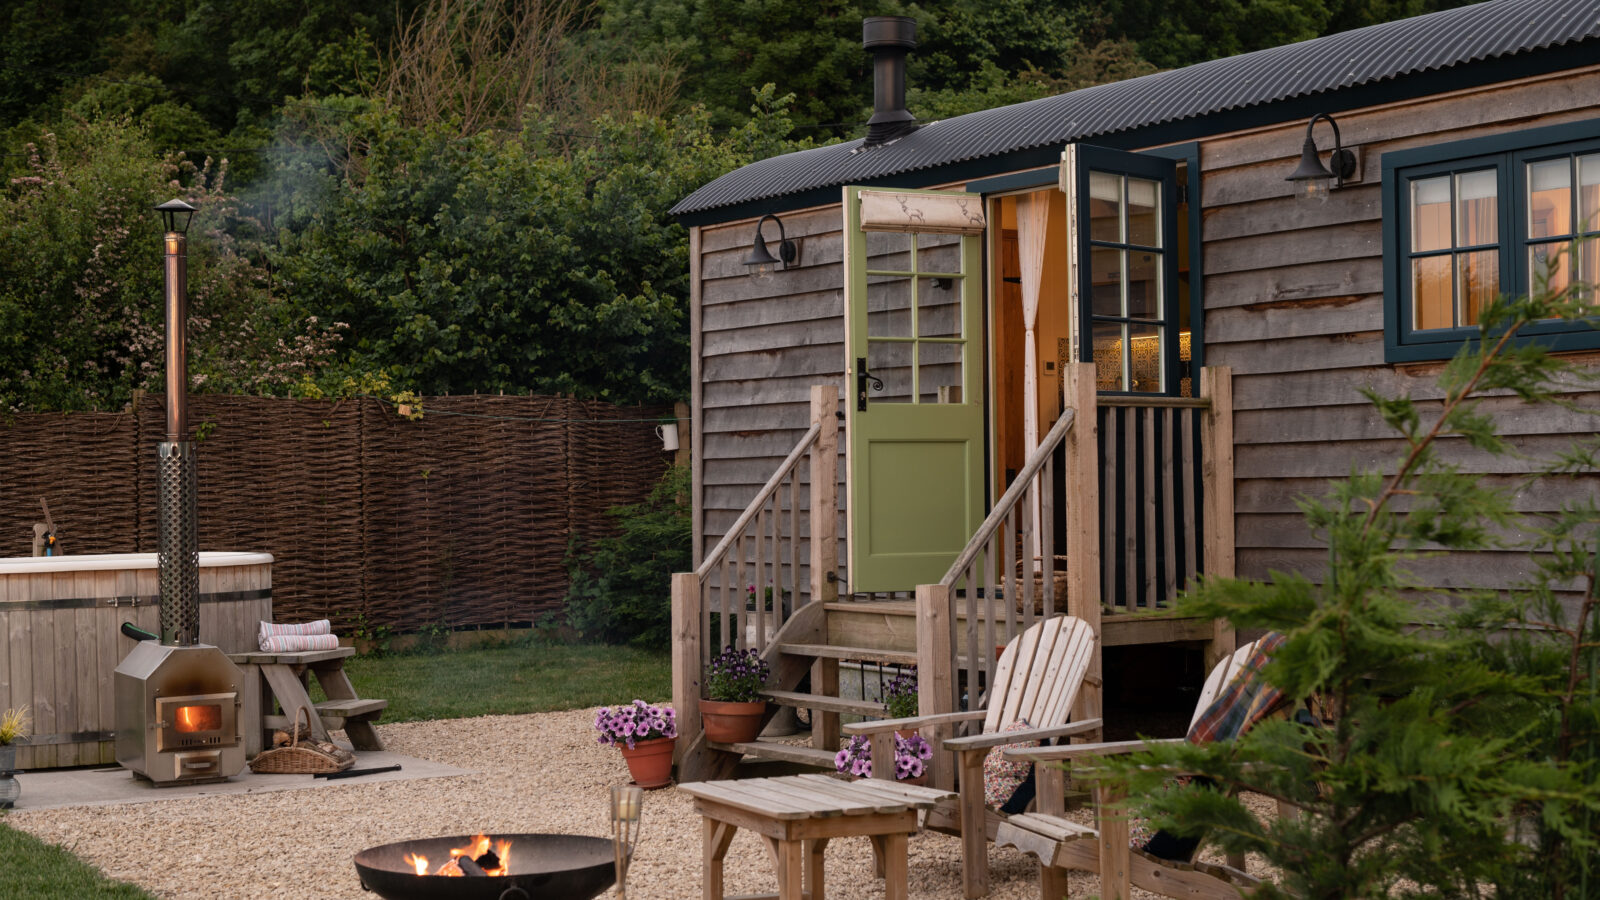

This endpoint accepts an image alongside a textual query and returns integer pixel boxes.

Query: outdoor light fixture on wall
[743,213,797,279]
[1286,113,1357,203]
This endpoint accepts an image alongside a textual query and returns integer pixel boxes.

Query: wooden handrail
[694,420,823,580]
[938,408,1075,586]
[1096,395,1210,408]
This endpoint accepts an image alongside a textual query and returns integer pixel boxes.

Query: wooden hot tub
[0,551,272,769]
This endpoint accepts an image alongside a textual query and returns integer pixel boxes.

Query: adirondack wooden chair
[995,640,1272,900]
[842,615,1102,899]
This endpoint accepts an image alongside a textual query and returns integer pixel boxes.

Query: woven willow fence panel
[1,395,671,631]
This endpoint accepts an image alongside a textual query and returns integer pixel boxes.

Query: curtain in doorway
[1016,193,1049,559]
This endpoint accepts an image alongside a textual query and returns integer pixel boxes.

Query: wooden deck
[824,599,1217,656]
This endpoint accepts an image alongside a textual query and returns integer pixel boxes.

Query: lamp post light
[153,198,199,647]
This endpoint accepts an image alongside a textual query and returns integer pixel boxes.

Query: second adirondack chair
[995,639,1282,900]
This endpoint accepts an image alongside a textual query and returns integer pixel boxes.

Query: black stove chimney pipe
[862,16,917,146]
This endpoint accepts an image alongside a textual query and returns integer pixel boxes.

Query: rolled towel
[260,619,332,640]
[259,633,341,653]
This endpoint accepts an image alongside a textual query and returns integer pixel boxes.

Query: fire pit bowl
[355,834,617,900]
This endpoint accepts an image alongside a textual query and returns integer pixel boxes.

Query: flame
[401,835,513,876]
[174,704,220,733]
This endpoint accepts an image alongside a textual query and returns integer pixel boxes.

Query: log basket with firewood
[248,707,356,774]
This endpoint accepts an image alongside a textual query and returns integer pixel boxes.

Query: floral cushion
[982,718,1038,810]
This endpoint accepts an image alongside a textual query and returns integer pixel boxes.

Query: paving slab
[9,748,472,811]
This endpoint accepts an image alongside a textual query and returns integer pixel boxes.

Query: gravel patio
[6,709,1202,899]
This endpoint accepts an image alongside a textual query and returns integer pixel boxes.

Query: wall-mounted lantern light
[1286,113,1356,203]
[743,213,797,278]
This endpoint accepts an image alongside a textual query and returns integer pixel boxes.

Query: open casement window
[1383,118,1600,362]
[1062,144,1181,394]
[843,186,985,593]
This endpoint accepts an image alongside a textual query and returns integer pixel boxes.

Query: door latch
[856,357,884,411]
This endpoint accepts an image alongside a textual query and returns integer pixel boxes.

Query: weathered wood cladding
[689,67,1600,608]
[1197,70,1600,608]
[696,205,849,584]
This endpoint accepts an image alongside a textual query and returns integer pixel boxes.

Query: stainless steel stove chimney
[115,200,246,786]
[157,204,200,646]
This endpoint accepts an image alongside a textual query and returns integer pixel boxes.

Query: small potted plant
[594,700,678,789]
[834,732,934,784]
[882,668,918,722]
[700,645,770,744]
[0,706,29,809]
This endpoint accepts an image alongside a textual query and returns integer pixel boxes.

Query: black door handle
[856,357,884,411]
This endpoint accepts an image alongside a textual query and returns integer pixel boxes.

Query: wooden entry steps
[708,740,839,768]
[764,690,884,717]
[777,642,918,667]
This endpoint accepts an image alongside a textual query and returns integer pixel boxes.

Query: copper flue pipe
[162,231,187,442]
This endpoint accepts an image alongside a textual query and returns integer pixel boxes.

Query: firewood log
[456,855,488,877]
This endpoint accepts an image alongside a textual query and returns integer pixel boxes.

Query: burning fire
[403,835,512,877]
[174,704,220,733]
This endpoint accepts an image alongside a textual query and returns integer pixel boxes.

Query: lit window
[1383,120,1600,362]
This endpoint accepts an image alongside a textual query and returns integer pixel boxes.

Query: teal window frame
[1383,117,1600,362]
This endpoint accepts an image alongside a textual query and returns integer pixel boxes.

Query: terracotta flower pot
[618,737,676,790]
[700,699,767,743]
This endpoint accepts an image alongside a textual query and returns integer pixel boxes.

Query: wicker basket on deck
[1008,556,1071,615]
[248,707,356,775]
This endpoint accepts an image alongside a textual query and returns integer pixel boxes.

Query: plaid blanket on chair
[1187,632,1290,746]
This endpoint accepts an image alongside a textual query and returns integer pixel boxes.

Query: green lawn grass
[339,641,672,723]
[1,642,669,899]
[0,822,155,899]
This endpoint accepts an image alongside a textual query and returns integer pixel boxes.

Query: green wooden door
[844,186,985,593]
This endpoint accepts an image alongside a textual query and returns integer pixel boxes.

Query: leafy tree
[564,463,691,647]
[1111,277,1600,897]
[265,89,810,403]
[587,0,1132,137]
[0,117,342,412]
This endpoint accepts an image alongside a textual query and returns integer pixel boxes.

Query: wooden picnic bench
[677,774,956,900]
[227,647,388,756]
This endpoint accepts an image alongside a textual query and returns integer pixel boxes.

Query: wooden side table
[227,647,388,756]
[677,774,955,900]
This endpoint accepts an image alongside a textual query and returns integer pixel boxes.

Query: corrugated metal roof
[671,0,1600,220]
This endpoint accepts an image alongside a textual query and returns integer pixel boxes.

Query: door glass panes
[916,231,962,270]
[1127,322,1163,393]
[866,340,913,403]
[1091,322,1126,392]
[917,276,960,338]
[918,341,962,403]
[1406,167,1500,330]
[862,224,967,406]
[1088,172,1120,242]
[1126,250,1161,319]
[1126,178,1160,247]
[1086,166,1166,393]
[866,274,911,338]
[1090,247,1122,316]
